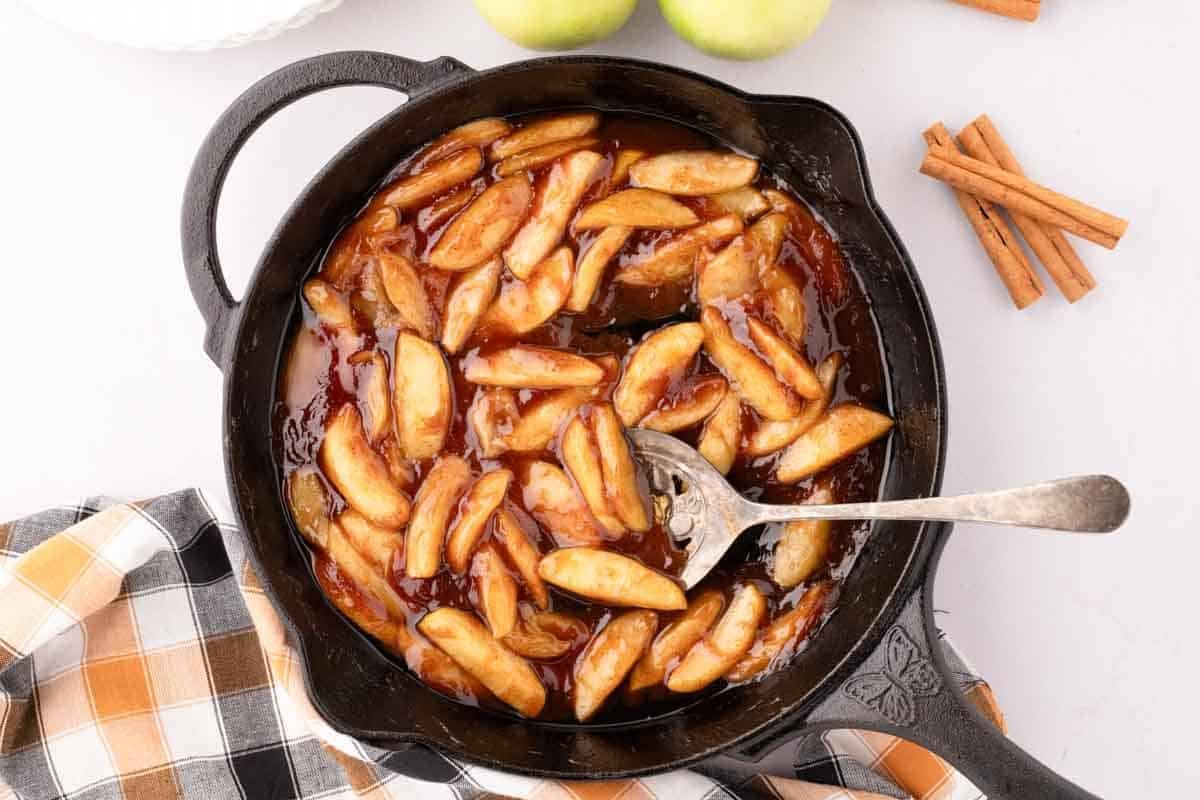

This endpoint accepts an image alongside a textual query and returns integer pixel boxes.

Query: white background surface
[1,1,1196,796]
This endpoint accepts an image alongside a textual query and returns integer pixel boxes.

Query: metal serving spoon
[629,429,1131,589]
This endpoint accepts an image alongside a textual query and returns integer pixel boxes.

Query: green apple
[472,0,639,50]
[659,0,833,60]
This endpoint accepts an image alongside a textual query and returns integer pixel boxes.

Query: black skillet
[182,51,1098,799]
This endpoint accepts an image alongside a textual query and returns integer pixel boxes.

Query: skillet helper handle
[721,587,1100,799]
[181,50,472,366]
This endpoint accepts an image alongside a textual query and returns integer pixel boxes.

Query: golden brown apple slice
[319,404,411,528]
[613,322,706,426]
[743,352,841,457]
[726,581,831,682]
[323,520,406,625]
[415,117,511,168]
[467,387,519,458]
[561,416,626,536]
[666,583,766,692]
[464,345,604,389]
[392,333,452,460]
[303,278,357,332]
[630,151,758,196]
[710,187,770,221]
[701,307,800,421]
[504,150,603,279]
[420,185,477,230]
[441,257,502,354]
[445,469,513,574]
[471,542,519,638]
[746,317,823,400]
[336,509,402,577]
[760,262,807,346]
[609,148,646,189]
[495,136,602,177]
[286,467,331,549]
[404,456,471,578]
[772,482,835,589]
[575,188,699,230]
[696,212,787,306]
[627,589,724,692]
[566,225,632,312]
[574,610,658,721]
[502,605,588,659]
[777,404,894,483]
[592,403,651,532]
[481,246,573,334]
[429,175,533,270]
[492,507,550,609]
[488,112,601,161]
[377,148,483,210]
[748,211,788,264]
[417,607,546,717]
[639,375,728,434]
[614,214,742,287]
[395,625,490,704]
[321,206,398,289]
[378,438,417,492]
[517,461,603,546]
[538,548,686,610]
[377,251,436,340]
[502,387,590,453]
[697,390,743,475]
[360,352,392,445]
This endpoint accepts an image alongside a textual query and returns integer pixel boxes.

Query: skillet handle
[180,51,472,367]
[718,587,1101,799]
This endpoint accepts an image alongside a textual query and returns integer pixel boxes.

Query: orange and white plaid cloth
[0,491,1004,800]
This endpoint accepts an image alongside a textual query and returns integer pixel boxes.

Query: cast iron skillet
[182,51,1098,799]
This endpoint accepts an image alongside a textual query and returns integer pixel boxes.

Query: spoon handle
[744,475,1130,533]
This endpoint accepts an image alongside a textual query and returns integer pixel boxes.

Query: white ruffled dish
[20,0,345,51]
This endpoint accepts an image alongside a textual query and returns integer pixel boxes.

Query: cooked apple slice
[429,175,533,270]
[377,148,483,211]
[630,151,758,196]
[378,436,417,490]
[502,605,588,659]
[336,509,402,578]
[488,112,601,162]
[420,185,477,231]
[417,607,546,717]
[609,148,646,189]
[746,317,822,400]
[441,257,502,354]
[566,225,632,312]
[776,404,894,483]
[415,117,511,167]
[591,403,651,532]
[701,307,800,421]
[627,589,724,692]
[495,136,602,177]
[394,625,490,704]
[492,507,550,609]
[772,482,835,589]
[504,150,603,279]
[286,467,331,549]
[561,416,625,536]
[467,387,519,458]
[392,333,452,460]
[471,542,519,638]
[319,404,410,528]
[445,469,513,574]
[639,375,728,433]
[697,390,742,475]
[377,251,436,340]
[517,461,603,546]
[464,345,604,389]
[726,581,831,682]
[743,352,841,457]
[666,583,766,693]
[710,187,770,221]
[748,211,788,264]
[760,262,807,346]
[575,188,699,230]
[481,246,573,335]
[574,610,658,721]
[303,278,357,332]
[359,351,391,445]
[502,387,587,453]
[404,456,471,578]
[323,520,406,627]
[613,214,742,287]
[613,322,706,426]
[696,212,787,306]
[321,205,399,288]
[537,548,686,610]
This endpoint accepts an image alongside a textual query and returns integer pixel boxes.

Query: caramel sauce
[274,112,888,722]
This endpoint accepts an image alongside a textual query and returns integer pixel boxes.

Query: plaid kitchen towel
[0,491,1005,800]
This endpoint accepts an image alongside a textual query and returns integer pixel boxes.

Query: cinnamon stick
[923,123,1044,309]
[919,144,1128,249]
[959,118,1096,302]
[953,0,1041,21]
